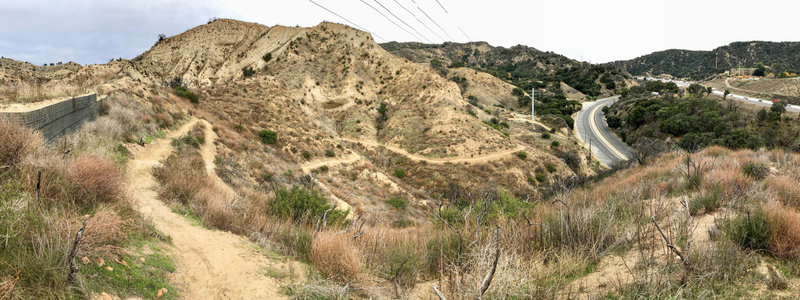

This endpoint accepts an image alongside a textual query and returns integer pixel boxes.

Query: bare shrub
[153,155,207,204]
[0,120,39,167]
[69,155,123,205]
[767,204,800,260]
[311,231,362,281]
[155,113,174,128]
[766,175,800,208]
[81,206,131,258]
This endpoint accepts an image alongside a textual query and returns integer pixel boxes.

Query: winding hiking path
[338,137,525,164]
[126,118,289,299]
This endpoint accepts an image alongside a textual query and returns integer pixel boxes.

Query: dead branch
[352,217,367,240]
[478,227,501,299]
[66,219,88,283]
[433,285,446,300]
[651,215,687,267]
[313,205,337,237]
[338,213,362,234]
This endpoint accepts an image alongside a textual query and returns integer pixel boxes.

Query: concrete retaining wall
[0,94,105,140]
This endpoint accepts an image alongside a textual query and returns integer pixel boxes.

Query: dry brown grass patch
[70,155,123,205]
[766,175,800,208]
[767,204,800,260]
[311,231,362,281]
[0,120,40,167]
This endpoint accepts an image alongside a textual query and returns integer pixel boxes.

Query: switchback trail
[338,137,525,164]
[126,118,291,299]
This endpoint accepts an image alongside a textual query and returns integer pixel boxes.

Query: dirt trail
[339,137,525,164]
[126,118,290,299]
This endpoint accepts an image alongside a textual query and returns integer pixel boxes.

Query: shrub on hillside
[768,205,800,260]
[153,154,206,205]
[425,231,466,275]
[386,197,407,209]
[725,208,775,252]
[311,232,362,281]
[155,113,173,128]
[394,168,405,178]
[70,155,123,205]
[174,86,199,103]
[259,130,277,144]
[242,67,256,78]
[516,151,527,160]
[0,120,39,167]
[269,186,346,225]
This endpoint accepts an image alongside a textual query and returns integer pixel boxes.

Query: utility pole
[531,88,535,121]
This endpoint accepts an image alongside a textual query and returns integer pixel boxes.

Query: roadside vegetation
[608,80,800,156]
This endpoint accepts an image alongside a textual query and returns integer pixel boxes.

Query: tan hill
[110,19,588,219]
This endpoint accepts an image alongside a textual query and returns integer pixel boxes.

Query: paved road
[643,77,800,113]
[575,96,633,167]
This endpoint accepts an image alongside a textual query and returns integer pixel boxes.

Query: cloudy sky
[1,0,797,66]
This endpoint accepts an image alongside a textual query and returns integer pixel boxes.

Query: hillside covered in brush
[611,41,800,80]
[382,41,632,100]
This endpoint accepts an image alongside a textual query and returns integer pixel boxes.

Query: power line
[417,6,454,41]
[359,0,428,42]
[434,0,448,13]
[391,0,445,42]
[307,0,387,42]
[372,0,433,43]
[457,26,471,41]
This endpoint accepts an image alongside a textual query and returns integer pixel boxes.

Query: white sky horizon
[1,0,798,66]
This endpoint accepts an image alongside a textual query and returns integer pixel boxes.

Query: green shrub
[383,243,419,289]
[259,130,277,144]
[689,186,721,215]
[302,151,311,160]
[516,151,527,160]
[325,149,335,157]
[173,86,198,103]
[742,162,768,179]
[425,232,465,275]
[546,163,557,173]
[394,168,405,178]
[541,132,551,139]
[386,197,408,209]
[527,176,536,185]
[262,53,272,62]
[536,173,546,182]
[725,208,775,252]
[315,165,329,173]
[242,66,256,78]
[551,140,560,148]
[269,186,346,226]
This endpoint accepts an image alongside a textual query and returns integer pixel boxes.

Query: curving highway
[643,77,800,113]
[575,96,633,167]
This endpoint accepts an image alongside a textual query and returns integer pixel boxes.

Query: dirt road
[339,137,525,165]
[126,118,289,299]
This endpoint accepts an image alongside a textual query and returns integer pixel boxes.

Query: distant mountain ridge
[610,41,800,79]
[381,41,630,99]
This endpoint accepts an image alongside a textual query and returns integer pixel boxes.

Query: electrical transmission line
[359,0,429,42]
[457,26,471,41]
[391,0,445,42]
[372,0,433,43]
[434,0,448,13]
[416,6,454,40]
[308,0,387,41]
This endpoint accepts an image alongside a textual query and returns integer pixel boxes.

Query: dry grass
[0,80,88,104]
[311,231,362,282]
[766,175,800,208]
[767,204,800,260]
[0,120,40,167]
[69,155,123,205]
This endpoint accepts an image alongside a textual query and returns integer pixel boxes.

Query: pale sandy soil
[126,118,297,299]
[339,137,525,165]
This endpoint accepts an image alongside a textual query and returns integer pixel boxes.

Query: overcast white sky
[1,0,797,66]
